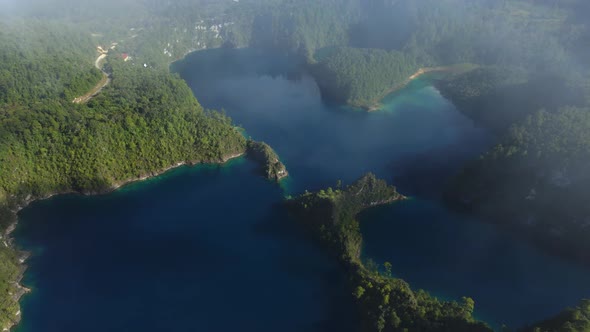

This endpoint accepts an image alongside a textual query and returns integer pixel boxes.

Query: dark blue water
[173,48,490,196]
[359,200,590,328]
[13,47,590,331]
[14,160,356,332]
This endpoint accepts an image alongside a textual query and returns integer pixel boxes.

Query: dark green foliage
[310,47,417,108]
[247,0,588,110]
[0,55,247,203]
[0,16,247,328]
[246,141,288,181]
[448,107,590,262]
[247,0,362,59]
[437,66,586,133]
[523,299,590,332]
[288,174,491,332]
[0,246,20,329]
[0,21,103,104]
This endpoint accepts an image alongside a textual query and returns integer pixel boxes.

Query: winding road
[72,53,111,104]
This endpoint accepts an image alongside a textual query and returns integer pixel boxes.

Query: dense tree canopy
[448,107,590,262]
[524,299,590,332]
[0,7,246,329]
[310,47,417,108]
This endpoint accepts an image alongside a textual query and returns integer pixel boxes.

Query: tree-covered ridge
[0,21,103,104]
[244,0,362,59]
[448,107,590,262]
[294,0,590,110]
[436,66,586,133]
[309,47,417,109]
[0,13,248,329]
[524,299,590,332]
[10,0,585,111]
[0,56,246,205]
[288,174,491,332]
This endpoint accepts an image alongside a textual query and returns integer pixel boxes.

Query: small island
[287,174,491,332]
[246,141,289,182]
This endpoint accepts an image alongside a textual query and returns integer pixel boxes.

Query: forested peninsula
[288,175,590,332]
[287,174,492,332]
[224,0,590,265]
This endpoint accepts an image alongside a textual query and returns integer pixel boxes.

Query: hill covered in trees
[447,107,590,262]
[221,0,590,109]
[309,47,417,109]
[0,3,244,329]
[524,299,590,332]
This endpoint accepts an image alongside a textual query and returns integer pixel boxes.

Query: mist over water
[175,48,490,196]
[175,48,590,328]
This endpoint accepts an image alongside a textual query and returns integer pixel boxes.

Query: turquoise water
[13,48,590,331]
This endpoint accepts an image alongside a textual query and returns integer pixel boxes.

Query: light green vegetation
[0,4,248,328]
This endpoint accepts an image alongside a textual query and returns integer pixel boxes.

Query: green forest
[224,0,590,109]
[447,107,590,263]
[309,47,417,108]
[525,299,590,332]
[0,5,247,328]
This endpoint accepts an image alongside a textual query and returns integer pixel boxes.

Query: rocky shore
[246,141,289,182]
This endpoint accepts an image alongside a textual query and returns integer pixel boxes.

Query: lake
[14,160,357,332]
[13,48,590,331]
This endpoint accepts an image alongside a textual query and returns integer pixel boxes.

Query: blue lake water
[14,160,356,332]
[13,48,590,331]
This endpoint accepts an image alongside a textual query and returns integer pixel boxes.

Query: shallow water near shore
[13,48,590,331]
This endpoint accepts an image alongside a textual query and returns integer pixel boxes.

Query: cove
[13,159,357,332]
[172,48,490,197]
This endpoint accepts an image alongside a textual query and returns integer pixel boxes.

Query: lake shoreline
[362,64,478,112]
[3,151,245,332]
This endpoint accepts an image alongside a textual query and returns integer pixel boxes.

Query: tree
[383,261,392,278]
[354,286,366,299]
